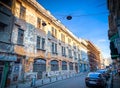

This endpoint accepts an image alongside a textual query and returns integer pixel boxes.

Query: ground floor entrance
[33,58,46,79]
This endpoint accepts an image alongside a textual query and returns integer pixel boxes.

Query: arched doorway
[62,61,67,70]
[50,60,59,71]
[33,59,46,79]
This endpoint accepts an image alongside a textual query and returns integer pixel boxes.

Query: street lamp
[66,15,72,20]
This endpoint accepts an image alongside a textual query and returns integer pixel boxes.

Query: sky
[38,0,110,58]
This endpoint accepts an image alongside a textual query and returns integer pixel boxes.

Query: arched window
[51,60,58,71]
[69,62,73,70]
[33,59,46,79]
[62,61,67,70]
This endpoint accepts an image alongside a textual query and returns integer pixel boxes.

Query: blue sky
[38,0,110,58]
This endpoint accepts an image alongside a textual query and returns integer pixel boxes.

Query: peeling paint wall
[0,1,16,62]
[24,24,36,54]
[7,0,102,79]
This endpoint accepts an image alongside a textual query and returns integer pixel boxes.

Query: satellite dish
[66,16,72,20]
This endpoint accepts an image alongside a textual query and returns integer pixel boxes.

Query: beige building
[10,0,89,83]
[0,0,101,87]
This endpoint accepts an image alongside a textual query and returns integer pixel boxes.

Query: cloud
[98,39,106,42]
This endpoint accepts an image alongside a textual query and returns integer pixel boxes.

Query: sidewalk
[112,74,120,88]
[8,72,87,88]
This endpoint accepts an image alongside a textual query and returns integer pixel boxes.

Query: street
[39,73,87,88]
[39,73,112,88]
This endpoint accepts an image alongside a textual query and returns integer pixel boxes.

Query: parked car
[85,72,107,88]
[96,69,110,80]
[118,68,120,75]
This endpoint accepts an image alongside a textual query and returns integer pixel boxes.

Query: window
[51,60,58,71]
[0,22,12,43]
[61,46,66,56]
[69,62,73,70]
[74,51,77,60]
[61,33,65,42]
[42,38,45,50]
[17,28,24,45]
[52,42,54,53]
[37,18,42,29]
[62,61,67,70]
[36,36,45,50]
[78,54,80,60]
[20,5,26,20]
[68,38,71,44]
[51,42,57,54]
[51,27,57,37]
[55,43,57,52]
[55,29,57,37]
[37,36,41,49]
[68,49,72,58]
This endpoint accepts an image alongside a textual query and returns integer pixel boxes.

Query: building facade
[107,0,120,69]
[78,38,90,72]
[87,41,101,71]
[0,0,17,88]
[0,0,101,87]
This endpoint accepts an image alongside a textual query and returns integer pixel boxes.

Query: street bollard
[31,76,36,87]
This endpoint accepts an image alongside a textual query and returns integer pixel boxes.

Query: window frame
[37,17,42,29]
[41,38,45,50]
[19,5,26,20]
[37,36,41,49]
[51,42,57,54]
[17,28,24,45]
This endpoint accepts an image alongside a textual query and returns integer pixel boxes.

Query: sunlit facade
[0,0,101,87]
[87,41,101,71]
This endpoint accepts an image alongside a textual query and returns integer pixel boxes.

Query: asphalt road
[39,73,87,88]
[39,73,112,88]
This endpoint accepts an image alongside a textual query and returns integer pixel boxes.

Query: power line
[55,11,109,18]
[71,12,108,17]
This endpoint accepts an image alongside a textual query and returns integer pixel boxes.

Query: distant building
[104,57,112,66]
[87,41,101,71]
[78,38,89,72]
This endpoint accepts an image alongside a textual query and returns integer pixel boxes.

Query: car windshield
[88,73,100,78]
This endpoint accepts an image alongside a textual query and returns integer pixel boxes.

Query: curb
[36,73,84,88]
